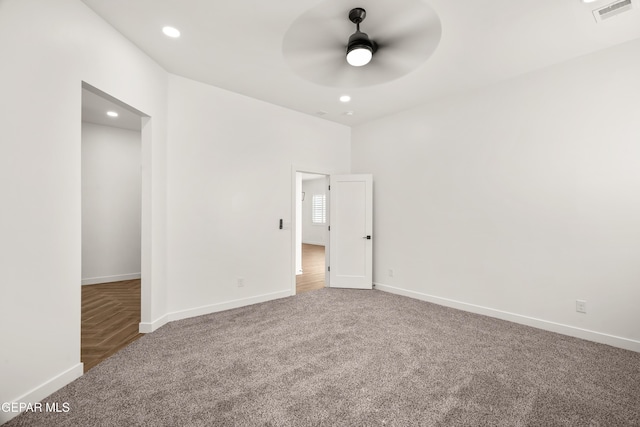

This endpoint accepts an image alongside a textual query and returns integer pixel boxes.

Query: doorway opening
[293,171,329,295]
[81,83,148,372]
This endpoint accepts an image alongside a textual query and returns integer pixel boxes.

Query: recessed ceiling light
[343,111,355,116]
[339,95,351,103]
[162,26,181,38]
[106,111,118,118]
[581,0,598,3]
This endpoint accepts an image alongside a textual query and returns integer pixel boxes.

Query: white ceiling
[81,0,640,127]
[82,87,143,131]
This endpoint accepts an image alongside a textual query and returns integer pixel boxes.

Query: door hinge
[328,185,331,190]
[328,226,330,231]
[328,266,330,272]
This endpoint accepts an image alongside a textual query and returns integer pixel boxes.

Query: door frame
[81,82,151,333]
[290,166,331,295]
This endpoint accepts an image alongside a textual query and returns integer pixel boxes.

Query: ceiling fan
[345,8,377,67]
[282,0,442,88]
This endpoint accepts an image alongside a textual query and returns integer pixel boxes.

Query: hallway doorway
[294,171,329,294]
[296,244,325,293]
[81,83,147,371]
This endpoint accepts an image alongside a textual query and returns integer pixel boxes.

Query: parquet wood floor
[81,279,143,372]
[296,244,326,294]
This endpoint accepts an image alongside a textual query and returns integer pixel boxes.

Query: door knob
[363,235,371,239]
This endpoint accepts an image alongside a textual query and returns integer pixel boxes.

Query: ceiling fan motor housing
[347,30,374,51]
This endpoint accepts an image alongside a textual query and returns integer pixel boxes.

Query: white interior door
[329,174,373,289]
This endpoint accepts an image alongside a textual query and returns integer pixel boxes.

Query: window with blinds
[312,194,326,224]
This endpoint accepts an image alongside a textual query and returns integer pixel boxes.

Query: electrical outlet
[237,277,244,287]
[576,300,586,313]
[388,269,394,277]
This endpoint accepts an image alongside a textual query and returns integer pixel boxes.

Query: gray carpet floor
[6,288,640,426]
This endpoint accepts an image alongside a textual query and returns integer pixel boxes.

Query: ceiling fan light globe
[347,47,372,67]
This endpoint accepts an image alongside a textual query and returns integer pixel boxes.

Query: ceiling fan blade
[374,6,441,51]
[371,49,416,73]
[284,39,345,57]
[282,9,346,56]
[289,50,346,77]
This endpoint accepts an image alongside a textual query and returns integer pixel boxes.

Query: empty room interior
[1,0,639,425]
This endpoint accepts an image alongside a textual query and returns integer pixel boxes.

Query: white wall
[0,2,348,418]
[165,75,350,320]
[302,178,327,246]
[0,0,168,422]
[352,38,640,351]
[82,123,141,285]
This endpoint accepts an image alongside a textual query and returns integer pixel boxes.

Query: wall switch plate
[576,300,587,313]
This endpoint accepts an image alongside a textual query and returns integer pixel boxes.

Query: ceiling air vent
[593,0,634,22]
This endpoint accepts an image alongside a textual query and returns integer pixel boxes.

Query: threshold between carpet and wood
[9,287,640,426]
[81,244,326,374]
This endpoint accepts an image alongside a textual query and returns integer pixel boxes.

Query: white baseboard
[81,273,141,286]
[0,363,83,425]
[374,283,640,353]
[167,290,291,323]
[139,314,169,334]
[138,290,291,333]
